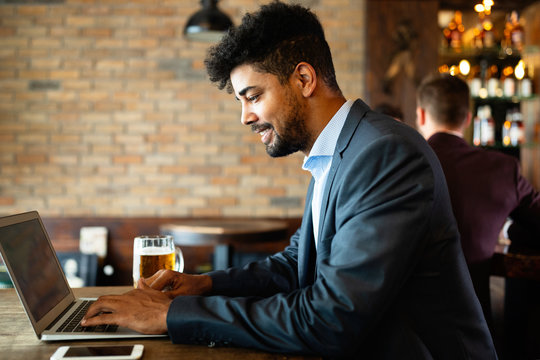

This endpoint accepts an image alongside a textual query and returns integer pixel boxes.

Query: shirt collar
[435,129,464,138]
[303,100,353,165]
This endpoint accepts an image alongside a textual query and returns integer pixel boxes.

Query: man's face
[230,64,311,157]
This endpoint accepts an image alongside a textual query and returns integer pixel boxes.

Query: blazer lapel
[298,179,317,287]
[318,99,369,239]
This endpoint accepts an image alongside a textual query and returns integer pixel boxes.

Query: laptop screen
[0,218,70,321]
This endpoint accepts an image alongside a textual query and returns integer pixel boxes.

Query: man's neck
[303,95,347,155]
[435,128,463,138]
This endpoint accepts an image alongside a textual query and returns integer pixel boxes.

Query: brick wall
[0,0,366,217]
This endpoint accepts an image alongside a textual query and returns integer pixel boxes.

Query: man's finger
[147,269,176,291]
[137,277,149,290]
[138,278,170,296]
[81,312,118,327]
[83,296,120,320]
[144,269,167,287]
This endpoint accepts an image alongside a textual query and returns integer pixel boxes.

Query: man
[415,74,540,331]
[83,3,496,358]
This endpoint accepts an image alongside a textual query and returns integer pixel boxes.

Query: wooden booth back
[42,217,301,286]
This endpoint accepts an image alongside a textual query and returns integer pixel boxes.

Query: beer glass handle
[175,246,184,273]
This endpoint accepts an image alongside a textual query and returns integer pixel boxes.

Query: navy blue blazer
[167,100,496,359]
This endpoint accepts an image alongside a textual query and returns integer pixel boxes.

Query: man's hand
[143,269,212,298]
[81,280,171,334]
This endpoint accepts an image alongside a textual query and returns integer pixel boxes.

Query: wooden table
[0,286,319,360]
[160,219,289,270]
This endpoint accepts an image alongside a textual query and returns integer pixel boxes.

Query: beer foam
[138,246,173,256]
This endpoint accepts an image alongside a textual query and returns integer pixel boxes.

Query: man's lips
[259,128,272,144]
[252,125,273,145]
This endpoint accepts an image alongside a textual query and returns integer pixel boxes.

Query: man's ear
[293,62,317,97]
[416,106,426,127]
[464,112,472,129]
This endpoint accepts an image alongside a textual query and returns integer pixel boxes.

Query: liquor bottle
[501,66,516,97]
[510,11,525,51]
[486,65,499,98]
[519,65,533,98]
[502,109,513,147]
[510,109,525,146]
[442,18,453,49]
[469,65,482,97]
[502,13,513,53]
[480,105,495,146]
[473,25,484,49]
[503,108,525,147]
[481,15,495,48]
[445,11,465,50]
[474,106,494,146]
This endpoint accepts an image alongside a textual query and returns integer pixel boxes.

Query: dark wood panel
[365,0,439,126]
[41,217,302,285]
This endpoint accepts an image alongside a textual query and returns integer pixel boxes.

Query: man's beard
[263,93,311,158]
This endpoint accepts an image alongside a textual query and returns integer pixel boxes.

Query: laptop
[0,210,167,341]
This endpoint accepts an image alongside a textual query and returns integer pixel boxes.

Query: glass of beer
[132,235,184,287]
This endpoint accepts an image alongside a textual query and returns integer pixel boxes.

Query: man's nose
[240,107,257,126]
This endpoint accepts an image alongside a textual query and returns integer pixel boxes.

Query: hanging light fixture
[184,0,233,42]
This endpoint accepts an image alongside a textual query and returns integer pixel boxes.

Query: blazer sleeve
[206,229,301,297]
[166,132,441,357]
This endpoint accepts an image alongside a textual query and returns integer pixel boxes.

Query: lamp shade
[184,0,233,42]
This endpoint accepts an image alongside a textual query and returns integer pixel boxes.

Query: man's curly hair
[204,1,341,94]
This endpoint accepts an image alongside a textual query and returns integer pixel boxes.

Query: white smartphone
[50,344,144,360]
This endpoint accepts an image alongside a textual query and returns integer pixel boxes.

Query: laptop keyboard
[58,300,118,333]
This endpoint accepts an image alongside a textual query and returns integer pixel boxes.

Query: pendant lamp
[184,0,233,42]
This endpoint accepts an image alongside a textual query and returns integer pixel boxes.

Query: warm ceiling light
[515,60,525,80]
[184,0,233,42]
[478,88,488,99]
[439,64,450,74]
[483,0,493,13]
[475,1,494,13]
[459,60,471,76]
[503,66,514,77]
[483,21,493,31]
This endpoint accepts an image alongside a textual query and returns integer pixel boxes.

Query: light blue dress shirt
[302,100,353,247]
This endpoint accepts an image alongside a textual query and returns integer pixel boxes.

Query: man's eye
[248,94,260,102]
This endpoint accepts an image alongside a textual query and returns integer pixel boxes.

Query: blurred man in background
[416,73,540,357]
